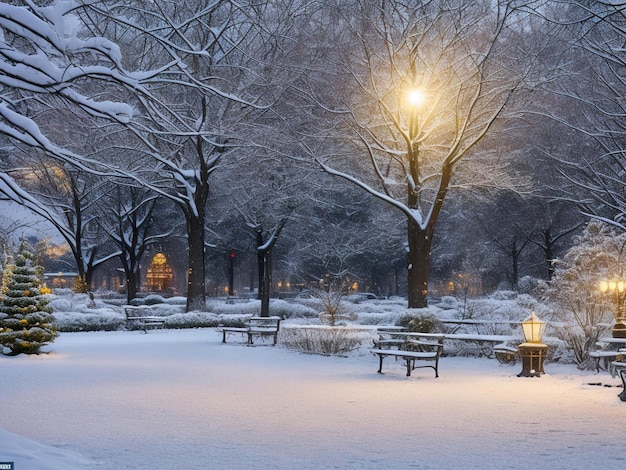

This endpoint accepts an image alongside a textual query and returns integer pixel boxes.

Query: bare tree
[0,161,115,291]
[296,0,534,307]
[535,1,626,229]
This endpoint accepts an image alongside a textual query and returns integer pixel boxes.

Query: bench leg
[377,354,385,374]
[619,370,626,402]
[222,330,227,343]
[405,358,412,376]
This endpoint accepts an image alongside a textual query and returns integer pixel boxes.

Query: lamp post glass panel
[599,279,626,338]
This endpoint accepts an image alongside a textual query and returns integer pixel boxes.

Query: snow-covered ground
[1,327,625,469]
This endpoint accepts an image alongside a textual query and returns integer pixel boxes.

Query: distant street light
[599,279,626,338]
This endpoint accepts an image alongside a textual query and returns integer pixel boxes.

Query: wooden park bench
[124,306,166,333]
[371,331,445,377]
[222,316,281,346]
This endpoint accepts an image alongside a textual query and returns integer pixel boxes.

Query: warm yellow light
[609,280,617,291]
[407,89,425,107]
[521,311,546,344]
[600,281,609,292]
[618,281,625,292]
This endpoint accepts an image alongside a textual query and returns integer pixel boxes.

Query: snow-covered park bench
[589,338,626,373]
[371,332,445,377]
[221,316,281,345]
[124,306,166,333]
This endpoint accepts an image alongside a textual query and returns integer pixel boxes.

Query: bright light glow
[600,281,609,292]
[521,311,546,343]
[407,89,425,107]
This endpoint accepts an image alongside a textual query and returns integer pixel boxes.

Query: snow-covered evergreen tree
[0,241,57,355]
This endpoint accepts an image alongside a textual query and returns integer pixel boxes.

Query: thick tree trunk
[407,218,430,308]
[186,215,206,312]
[544,229,555,281]
[126,272,139,305]
[511,241,519,290]
[259,251,272,317]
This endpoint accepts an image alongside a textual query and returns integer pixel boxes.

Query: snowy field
[1,328,626,469]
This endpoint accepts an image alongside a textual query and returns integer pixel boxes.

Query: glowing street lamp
[521,311,547,344]
[518,311,548,378]
[599,279,626,338]
[407,89,425,107]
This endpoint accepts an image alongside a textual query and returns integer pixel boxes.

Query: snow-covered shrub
[395,312,441,333]
[280,325,371,355]
[437,296,459,310]
[357,312,401,325]
[53,311,126,332]
[543,221,617,369]
[489,290,517,301]
[269,299,317,319]
[144,294,167,305]
[518,276,540,295]
[162,311,224,329]
[515,294,538,310]
[311,278,355,327]
[207,299,261,315]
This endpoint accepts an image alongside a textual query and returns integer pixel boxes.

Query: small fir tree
[0,241,58,355]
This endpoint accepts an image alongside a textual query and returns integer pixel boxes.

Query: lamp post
[599,279,626,338]
[517,311,548,377]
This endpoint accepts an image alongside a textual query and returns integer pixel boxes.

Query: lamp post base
[517,343,548,377]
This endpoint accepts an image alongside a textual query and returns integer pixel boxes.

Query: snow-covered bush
[543,221,617,369]
[437,296,459,310]
[395,312,441,333]
[280,325,371,355]
[144,294,167,305]
[53,311,126,332]
[518,276,541,295]
[268,299,317,319]
[488,290,517,301]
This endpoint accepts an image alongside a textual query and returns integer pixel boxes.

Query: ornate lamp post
[517,311,548,377]
[599,279,626,338]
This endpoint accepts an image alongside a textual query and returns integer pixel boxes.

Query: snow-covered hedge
[280,325,374,355]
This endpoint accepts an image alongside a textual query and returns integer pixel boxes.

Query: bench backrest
[377,331,444,354]
[124,305,154,319]
[248,316,281,330]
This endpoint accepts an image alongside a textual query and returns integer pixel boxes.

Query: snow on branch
[0,2,146,125]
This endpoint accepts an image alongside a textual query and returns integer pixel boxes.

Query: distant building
[144,252,175,292]
[43,272,79,289]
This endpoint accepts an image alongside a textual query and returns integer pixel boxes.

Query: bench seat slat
[370,349,438,359]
